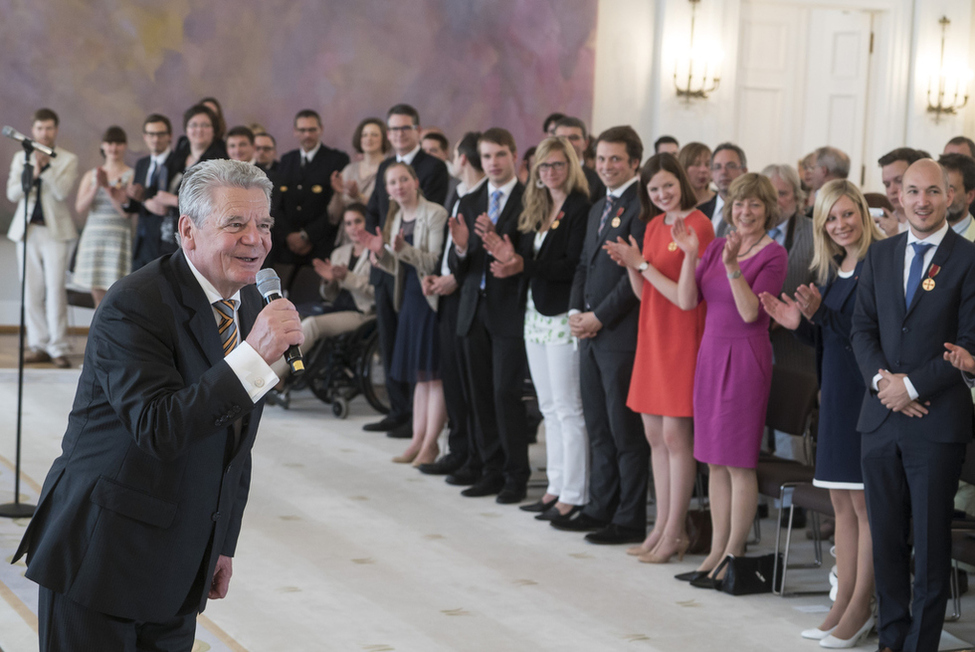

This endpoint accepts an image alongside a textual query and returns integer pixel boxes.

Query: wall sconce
[673,0,722,101]
[927,16,973,122]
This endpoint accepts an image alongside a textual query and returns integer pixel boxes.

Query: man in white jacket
[6,108,79,368]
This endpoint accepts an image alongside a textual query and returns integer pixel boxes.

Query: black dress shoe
[689,574,722,590]
[461,475,504,497]
[585,524,646,545]
[674,569,713,582]
[386,422,413,439]
[520,496,558,513]
[445,467,480,486]
[536,504,582,521]
[496,487,527,504]
[550,511,607,532]
[363,415,407,432]
[417,456,463,475]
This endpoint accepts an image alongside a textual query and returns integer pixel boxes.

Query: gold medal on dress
[311,184,323,194]
[668,242,678,252]
[922,278,935,291]
[279,185,288,192]
[551,220,560,230]
[611,217,621,228]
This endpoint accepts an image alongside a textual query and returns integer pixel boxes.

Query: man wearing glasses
[126,114,178,270]
[699,142,748,237]
[363,104,449,437]
[554,116,605,203]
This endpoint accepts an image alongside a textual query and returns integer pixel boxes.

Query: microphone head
[255,268,282,299]
[2,126,22,139]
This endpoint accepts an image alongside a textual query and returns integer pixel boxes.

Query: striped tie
[598,195,616,234]
[213,299,239,357]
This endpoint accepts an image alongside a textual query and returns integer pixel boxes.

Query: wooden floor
[1,359,975,651]
[0,332,88,370]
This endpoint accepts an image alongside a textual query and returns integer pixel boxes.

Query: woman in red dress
[604,154,714,562]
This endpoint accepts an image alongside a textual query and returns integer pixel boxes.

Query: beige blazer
[321,242,375,314]
[6,146,79,242]
[375,196,447,312]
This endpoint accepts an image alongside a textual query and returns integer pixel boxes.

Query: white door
[800,8,873,186]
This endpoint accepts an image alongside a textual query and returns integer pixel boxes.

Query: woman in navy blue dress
[760,179,884,648]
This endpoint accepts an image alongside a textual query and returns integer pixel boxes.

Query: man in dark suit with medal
[551,126,649,544]
[270,109,350,269]
[14,160,304,651]
[852,158,975,652]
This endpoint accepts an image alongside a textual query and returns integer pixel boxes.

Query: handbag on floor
[714,553,783,595]
[685,507,712,555]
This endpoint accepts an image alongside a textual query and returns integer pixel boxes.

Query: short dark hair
[198,97,225,139]
[294,109,322,127]
[554,116,588,140]
[387,103,420,126]
[101,126,127,144]
[182,104,217,132]
[422,132,449,154]
[478,127,517,155]
[939,153,975,194]
[595,126,643,164]
[638,153,697,222]
[33,108,59,127]
[143,114,171,134]
[878,147,925,168]
[456,131,483,173]
[947,136,975,158]
[712,142,747,169]
[255,132,276,147]
[654,135,679,152]
[343,202,369,220]
[543,112,566,133]
[352,117,389,154]
[226,125,255,144]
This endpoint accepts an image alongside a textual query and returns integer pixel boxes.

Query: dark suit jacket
[517,191,590,316]
[851,227,975,441]
[129,151,181,267]
[15,250,264,622]
[450,180,527,338]
[583,166,605,204]
[366,150,449,284]
[569,182,646,351]
[272,144,350,261]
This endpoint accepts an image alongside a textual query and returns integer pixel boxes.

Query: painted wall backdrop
[0,0,597,226]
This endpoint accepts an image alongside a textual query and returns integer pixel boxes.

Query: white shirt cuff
[871,373,882,392]
[225,342,279,402]
[903,377,919,401]
[454,246,468,260]
[568,309,581,317]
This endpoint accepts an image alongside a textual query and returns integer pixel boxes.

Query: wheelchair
[270,317,389,418]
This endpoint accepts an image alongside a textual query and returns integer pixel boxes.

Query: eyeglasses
[143,130,170,138]
[538,161,567,172]
[186,121,213,131]
[254,145,275,152]
[387,125,417,133]
[711,163,741,172]
[295,127,320,134]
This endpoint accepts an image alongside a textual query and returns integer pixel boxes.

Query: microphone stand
[0,140,39,518]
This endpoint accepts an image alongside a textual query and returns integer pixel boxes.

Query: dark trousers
[862,430,965,652]
[578,340,648,530]
[462,298,529,488]
[439,291,478,468]
[373,275,412,420]
[38,586,197,652]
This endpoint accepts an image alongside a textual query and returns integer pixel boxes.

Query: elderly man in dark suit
[852,158,975,652]
[363,103,449,438]
[14,159,303,651]
[550,126,649,544]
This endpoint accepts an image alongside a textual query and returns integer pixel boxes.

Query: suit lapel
[905,229,955,319]
[170,250,226,369]
[822,258,862,309]
[589,184,637,263]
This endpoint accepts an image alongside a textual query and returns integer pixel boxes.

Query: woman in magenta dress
[604,153,714,563]
[671,173,787,587]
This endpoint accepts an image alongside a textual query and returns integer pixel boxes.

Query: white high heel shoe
[819,616,875,649]
[800,626,836,640]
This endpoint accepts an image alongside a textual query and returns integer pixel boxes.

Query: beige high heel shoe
[637,538,689,564]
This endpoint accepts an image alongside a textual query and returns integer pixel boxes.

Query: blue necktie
[768,226,782,244]
[905,242,933,308]
[481,190,504,289]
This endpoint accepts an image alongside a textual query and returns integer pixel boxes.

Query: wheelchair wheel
[332,397,349,419]
[358,331,390,415]
[307,369,333,404]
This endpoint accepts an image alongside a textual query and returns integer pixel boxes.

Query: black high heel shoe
[674,569,713,582]
[520,496,558,513]
[689,573,723,590]
[536,504,582,521]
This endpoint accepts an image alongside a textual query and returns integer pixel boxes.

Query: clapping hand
[945,342,975,373]
[490,253,523,278]
[329,170,345,195]
[95,167,109,188]
[670,217,699,256]
[722,230,743,266]
[392,230,406,253]
[126,182,145,202]
[485,233,515,262]
[473,213,496,241]
[794,284,822,320]
[447,214,470,252]
[312,257,334,281]
[603,235,645,269]
[354,226,386,255]
[758,292,801,330]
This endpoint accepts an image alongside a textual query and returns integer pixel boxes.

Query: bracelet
[727,269,742,279]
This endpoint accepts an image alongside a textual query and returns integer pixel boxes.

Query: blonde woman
[760,180,883,648]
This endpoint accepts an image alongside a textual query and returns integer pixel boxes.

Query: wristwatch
[727,269,742,279]
[637,261,649,272]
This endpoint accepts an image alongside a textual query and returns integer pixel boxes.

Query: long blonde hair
[382,161,421,243]
[810,179,884,285]
[518,137,589,233]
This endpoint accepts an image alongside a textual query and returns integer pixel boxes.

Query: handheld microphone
[2,126,57,157]
[255,268,305,375]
